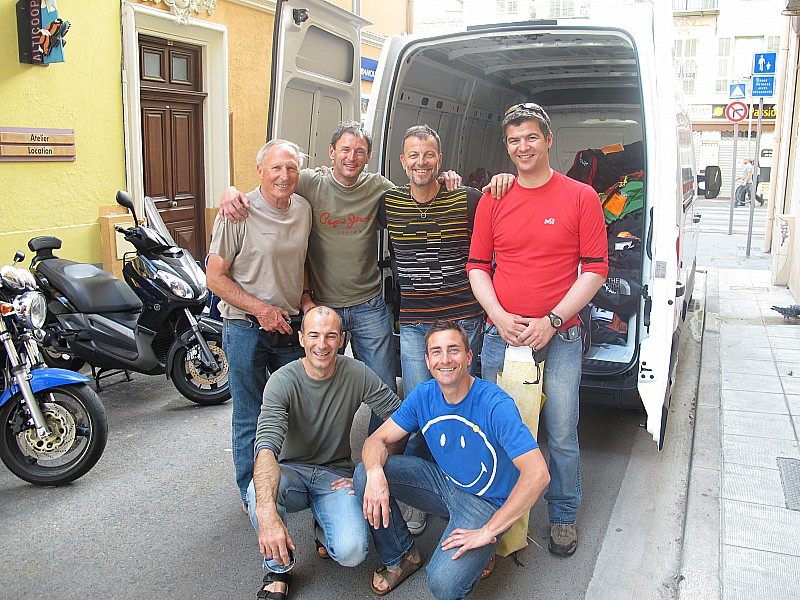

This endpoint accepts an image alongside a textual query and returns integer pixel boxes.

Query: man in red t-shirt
[466,102,608,558]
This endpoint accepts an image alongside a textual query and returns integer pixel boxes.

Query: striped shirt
[379,185,484,324]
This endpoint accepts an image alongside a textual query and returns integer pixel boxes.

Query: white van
[268,0,715,449]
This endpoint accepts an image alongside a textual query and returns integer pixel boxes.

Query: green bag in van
[600,171,644,224]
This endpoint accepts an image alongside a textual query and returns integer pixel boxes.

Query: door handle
[693,214,701,223]
[169,199,178,208]
[676,280,686,298]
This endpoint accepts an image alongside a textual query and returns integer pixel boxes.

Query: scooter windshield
[143,196,178,247]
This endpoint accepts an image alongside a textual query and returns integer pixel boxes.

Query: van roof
[399,25,643,108]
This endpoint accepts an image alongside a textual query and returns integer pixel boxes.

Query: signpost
[744,52,776,255]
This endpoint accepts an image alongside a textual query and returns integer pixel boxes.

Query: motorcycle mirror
[116,190,138,225]
[13,250,25,264]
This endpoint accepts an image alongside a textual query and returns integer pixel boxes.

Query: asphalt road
[0,318,701,600]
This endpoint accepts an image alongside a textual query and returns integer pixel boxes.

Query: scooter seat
[36,258,143,313]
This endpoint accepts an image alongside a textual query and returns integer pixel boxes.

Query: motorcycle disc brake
[187,342,229,385]
[18,402,77,459]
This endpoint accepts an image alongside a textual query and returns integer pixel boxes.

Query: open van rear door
[269,0,368,167]
[635,4,684,450]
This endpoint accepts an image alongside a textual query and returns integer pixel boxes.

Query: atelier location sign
[0,127,76,162]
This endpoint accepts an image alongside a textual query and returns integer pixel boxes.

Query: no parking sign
[725,102,748,123]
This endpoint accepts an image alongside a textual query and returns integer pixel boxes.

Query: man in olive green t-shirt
[247,306,400,599]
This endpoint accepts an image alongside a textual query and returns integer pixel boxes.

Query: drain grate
[777,457,800,510]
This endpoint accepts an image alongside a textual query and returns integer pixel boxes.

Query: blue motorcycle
[0,251,107,486]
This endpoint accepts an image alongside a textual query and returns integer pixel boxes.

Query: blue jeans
[400,316,483,459]
[334,294,397,433]
[354,456,499,600]
[246,465,369,571]
[224,318,305,501]
[481,324,583,525]
[399,316,483,396]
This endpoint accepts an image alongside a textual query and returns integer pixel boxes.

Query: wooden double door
[139,35,207,260]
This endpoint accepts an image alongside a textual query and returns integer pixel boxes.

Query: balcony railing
[673,0,719,11]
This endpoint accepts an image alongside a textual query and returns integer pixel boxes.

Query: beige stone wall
[207,1,276,193]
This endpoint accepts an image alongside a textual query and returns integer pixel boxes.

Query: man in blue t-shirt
[354,321,550,599]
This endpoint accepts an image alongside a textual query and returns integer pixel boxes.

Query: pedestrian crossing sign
[729,83,746,100]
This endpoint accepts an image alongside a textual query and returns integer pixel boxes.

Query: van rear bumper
[580,367,641,409]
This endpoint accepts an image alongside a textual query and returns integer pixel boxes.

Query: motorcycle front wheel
[170,332,230,405]
[0,384,108,486]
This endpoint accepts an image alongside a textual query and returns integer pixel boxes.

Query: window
[767,36,780,52]
[675,38,697,94]
[548,0,575,17]
[139,35,201,92]
[716,38,730,94]
[497,0,518,14]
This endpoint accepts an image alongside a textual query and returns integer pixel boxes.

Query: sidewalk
[679,231,800,599]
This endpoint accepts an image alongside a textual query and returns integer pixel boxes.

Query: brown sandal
[481,555,496,580]
[371,548,423,596]
[315,537,330,559]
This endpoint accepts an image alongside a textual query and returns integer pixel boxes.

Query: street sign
[729,83,746,100]
[752,75,775,98]
[753,52,777,75]
[725,101,748,123]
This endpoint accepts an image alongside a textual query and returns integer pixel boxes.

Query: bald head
[301,306,342,334]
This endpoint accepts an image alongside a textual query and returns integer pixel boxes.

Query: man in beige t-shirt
[207,139,313,504]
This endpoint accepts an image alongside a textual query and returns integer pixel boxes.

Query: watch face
[549,313,562,328]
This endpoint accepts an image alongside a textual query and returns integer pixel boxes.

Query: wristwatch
[547,312,563,329]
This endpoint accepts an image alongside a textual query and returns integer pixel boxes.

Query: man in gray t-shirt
[207,139,314,505]
[247,306,400,599]
[220,122,462,426]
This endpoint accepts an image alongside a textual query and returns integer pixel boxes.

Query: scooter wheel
[170,333,230,405]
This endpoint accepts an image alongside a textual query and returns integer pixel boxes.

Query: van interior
[372,26,656,404]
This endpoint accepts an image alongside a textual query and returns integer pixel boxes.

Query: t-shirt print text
[544,217,556,225]
[319,212,375,235]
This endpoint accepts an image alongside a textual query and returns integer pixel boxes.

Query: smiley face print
[421,414,498,497]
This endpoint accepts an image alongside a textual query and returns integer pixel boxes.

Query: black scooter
[28,191,229,405]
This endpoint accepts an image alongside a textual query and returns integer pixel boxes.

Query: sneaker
[549,524,578,557]
[403,506,427,535]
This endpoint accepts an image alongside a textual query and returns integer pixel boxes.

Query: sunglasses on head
[504,102,550,120]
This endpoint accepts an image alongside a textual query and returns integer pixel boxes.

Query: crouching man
[249,306,400,600]
[354,321,549,599]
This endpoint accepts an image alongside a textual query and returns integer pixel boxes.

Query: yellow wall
[0,1,125,264]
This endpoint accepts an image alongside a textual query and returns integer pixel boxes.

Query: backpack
[600,171,645,224]
[566,140,644,192]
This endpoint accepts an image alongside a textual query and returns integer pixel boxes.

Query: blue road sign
[729,83,746,100]
[753,52,777,75]
[752,76,775,97]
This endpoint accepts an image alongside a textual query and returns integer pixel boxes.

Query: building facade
[0,0,408,266]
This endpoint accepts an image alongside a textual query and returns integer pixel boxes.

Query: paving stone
[723,545,800,600]
[722,434,800,469]
[723,411,795,440]
[720,389,787,414]
[722,463,786,507]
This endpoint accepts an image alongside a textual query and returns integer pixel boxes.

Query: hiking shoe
[403,506,427,535]
[549,524,577,557]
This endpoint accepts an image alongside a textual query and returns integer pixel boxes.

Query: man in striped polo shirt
[378,125,490,536]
